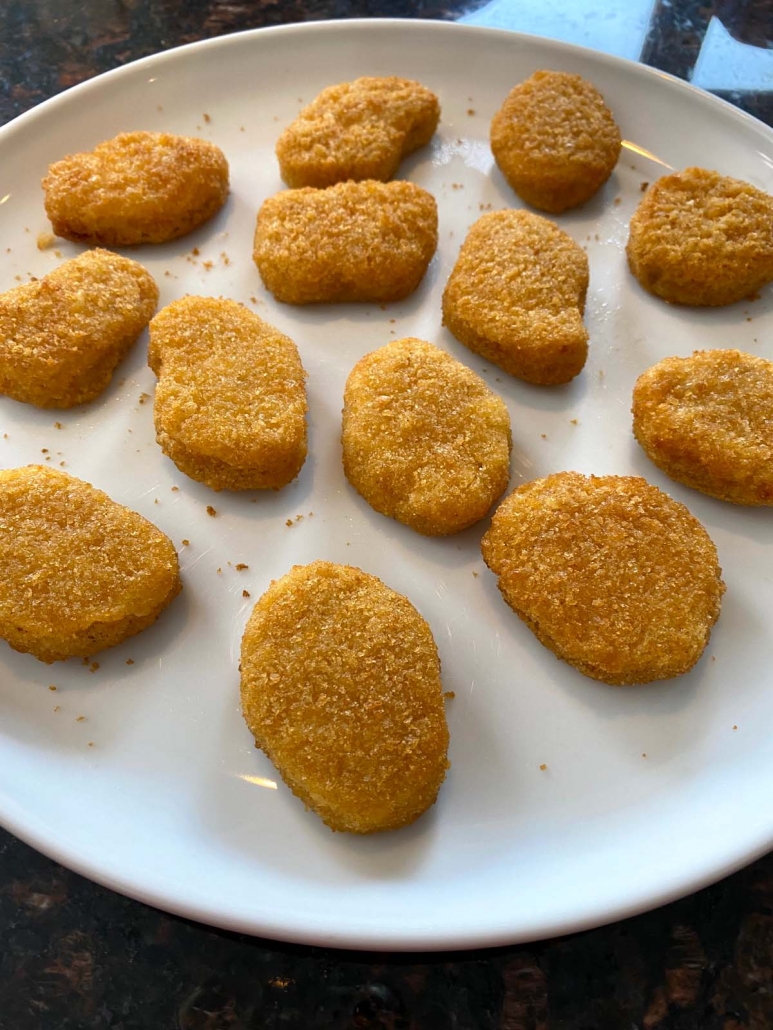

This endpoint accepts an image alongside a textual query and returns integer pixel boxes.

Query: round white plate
[1,19,772,951]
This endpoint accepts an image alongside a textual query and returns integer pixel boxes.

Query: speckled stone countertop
[1,2,772,1028]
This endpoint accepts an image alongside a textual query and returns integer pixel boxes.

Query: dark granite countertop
[1,2,772,1027]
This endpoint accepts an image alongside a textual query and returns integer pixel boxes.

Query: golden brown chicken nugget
[490,70,621,213]
[633,349,773,505]
[240,560,449,833]
[481,473,724,685]
[253,180,438,305]
[276,76,440,188]
[0,466,181,663]
[149,297,307,492]
[0,249,157,409]
[627,168,773,306]
[43,131,229,245]
[342,337,511,535]
[442,210,589,385]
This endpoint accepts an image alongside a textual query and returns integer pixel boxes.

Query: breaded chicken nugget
[276,76,440,188]
[0,466,181,663]
[240,560,449,833]
[490,70,621,213]
[481,473,724,685]
[43,131,229,245]
[149,297,307,491]
[633,349,773,505]
[442,210,589,385]
[627,168,773,306]
[342,337,511,535]
[0,249,157,409]
[253,180,438,305]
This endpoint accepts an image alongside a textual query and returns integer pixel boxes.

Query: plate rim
[1,17,773,952]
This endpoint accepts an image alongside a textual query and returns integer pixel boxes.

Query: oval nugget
[490,70,621,213]
[276,76,440,188]
[343,337,512,535]
[43,131,229,245]
[481,473,724,685]
[149,297,308,491]
[442,210,589,385]
[0,466,181,663]
[0,249,157,409]
[240,561,449,833]
[633,349,773,505]
[253,180,438,305]
[627,168,773,306]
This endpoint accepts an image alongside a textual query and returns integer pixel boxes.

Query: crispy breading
[0,466,181,663]
[43,131,229,245]
[481,473,724,686]
[0,249,157,409]
[342,337,512,535]
[240,561,449,833]
[442,209,589,385]
[276,76,440,188]
[627,167,773,306]
[490,70,621,213]
[149,297,308,491]
[633,349,773,505]
[253,180,438,305]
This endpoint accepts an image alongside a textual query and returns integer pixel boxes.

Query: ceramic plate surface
[1,20,772,950]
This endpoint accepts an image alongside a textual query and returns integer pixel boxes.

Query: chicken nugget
[490,70,621,213]
[276,76,440,188]
[633,349,773,505]
[149,297,307,491]
[342,337,511,535]
[627,168,773,306]
[240,560,449,833]
[0,249,157,409]
[442,209,589,385]
[0,466,181,663]
[43,131,229,245]
[481,473,724,685]
[253,180,438,305]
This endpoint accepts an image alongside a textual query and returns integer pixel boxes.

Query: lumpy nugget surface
[633,348,773,505]
[276,76,440,187]
[627,167,773,306]
[0,466,181,663]
[253,180,438,304]
[442,210,589,385]
[43,131,229,245]
[343,337,512,535]
[481,473,724,685]
[490,70,621,213]
[240,561,449,833]
[0,249,157,409]
[149,297,307,491]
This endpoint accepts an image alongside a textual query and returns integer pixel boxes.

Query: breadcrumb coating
[481,473,724,685]
[633,348,773,505]
[627,167,773,306]
[43,131,229,245]
[276,76,440,188]
[149,297,307,491]
[240,561,449,833]
[342,337,512,535]
[442,209,589,385]
[490,70,621,213]
[253,180,438,304]
[0,466,181,663]
[0,249,157,409]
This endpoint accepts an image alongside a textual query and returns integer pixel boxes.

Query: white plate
[1,19,772,952]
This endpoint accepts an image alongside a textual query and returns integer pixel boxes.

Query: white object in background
[691,15,773,92]
[460,0,656,62]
